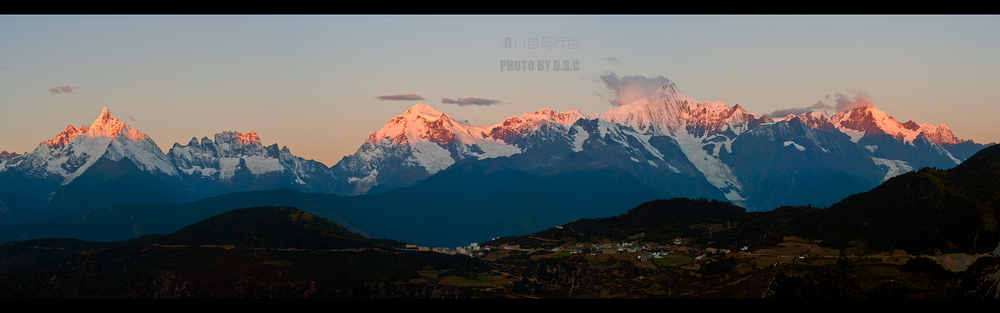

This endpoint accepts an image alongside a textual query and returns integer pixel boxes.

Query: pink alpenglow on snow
[85,107,150,142]
[43,124,90,149]
[235,131,262,145]
[830,106,964,146]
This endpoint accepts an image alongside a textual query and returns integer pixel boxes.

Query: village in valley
[417,233,943,271]
[392,219,996,298]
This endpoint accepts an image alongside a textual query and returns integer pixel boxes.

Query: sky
[2,15,999,166]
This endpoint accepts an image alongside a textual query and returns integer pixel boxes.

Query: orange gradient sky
[2,15,999,166]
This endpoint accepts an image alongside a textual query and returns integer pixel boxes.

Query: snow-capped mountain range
[0,108,335,223]
[6,107,178,185]
[326,81,989,210]
[167,130,336,199]
[0,82,992,224]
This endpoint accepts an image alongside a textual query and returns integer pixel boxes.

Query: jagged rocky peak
[918,124,965,145]
[171,130,277,160]
[92,107,115,126]
[172,136,215,151]
[901,120,921,131]
[0,150,21,158]
[722,103,763,126]
[87,107,132,139]
[791,111,836,130]
[235,131,261,145]
[80,107,150,142]
[39,107,150,148]
[557,108,586,122]
[598,81,768,137]
[830,106,908,134]
[42,124,89,149]
[728,103,748,115]
[15,107,179,182]
[831,106,968,145]
[800,110,830,120]
[212,131,278,158]
[516,108,585,127]
[216,131,260,146]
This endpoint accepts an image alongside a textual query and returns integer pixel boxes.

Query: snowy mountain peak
[370,103,453,145]
[600,82,765,138]
[42,124,89,149]
[599,84,683,135]
[89,107,119,133]
[10,107,179,183]
[830,106,968,145]
[95,107,111,121]
[654,82,683,101]
[85,107,149,142]
[341,104,522,194]
[403,103,444,121]
[651,82,698,109]
[730,103,747,114]
[918,123,965,145]
[831,106,904,138]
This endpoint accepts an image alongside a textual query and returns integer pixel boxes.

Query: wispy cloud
[598,72,673,107]
[830,89,875,113]
[768,101,831,117]
[48,86,79,94]
[375,94,425,101]
[603,56,620,66]
[767,89,875,117]
[441,97,502,106]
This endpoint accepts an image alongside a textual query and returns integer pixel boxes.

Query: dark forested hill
[0,207,483,298]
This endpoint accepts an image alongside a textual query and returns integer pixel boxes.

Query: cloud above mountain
[49,86,79,94]
[376,94,425,101]
[599,72,672,107]
[832,90,875,112]
[768,101,831,117]
[441,97,501,106]
[767,89,876,117]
